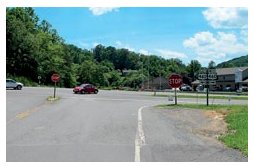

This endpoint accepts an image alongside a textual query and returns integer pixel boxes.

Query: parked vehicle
[180,84,192,91]
[240,86,248,92]
[6,79,23,90]
[224,86,234,92]
[237,86,248,92]
[196,84,206,92]
[73,84,98,94]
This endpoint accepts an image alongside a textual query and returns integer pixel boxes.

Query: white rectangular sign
[198,69,217,80]
[200,80,216,85]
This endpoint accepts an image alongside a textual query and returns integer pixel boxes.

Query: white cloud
[115,42,150,55]
[138,49,149,55]
[183,31,216,48]
[93,42,100,47]
[115,41,122,47]
[203,8,248,29]
[183,31,247,64]
[77,41,89,48]
[115,41,135,52]
[240,30,248,44]
[155,49,187,59]
[89,7,119,16]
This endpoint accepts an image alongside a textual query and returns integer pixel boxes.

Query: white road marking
[135,106,147,162]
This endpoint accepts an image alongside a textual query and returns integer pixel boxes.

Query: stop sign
[168,74,182,88]
[51,74,60,82]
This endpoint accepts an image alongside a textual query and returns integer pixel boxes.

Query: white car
[6,79,23,90]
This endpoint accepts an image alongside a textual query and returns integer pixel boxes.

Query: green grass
[157,104,248,156]
[47,96,60,102]
[153,94,248,100]
[219,106,248,156]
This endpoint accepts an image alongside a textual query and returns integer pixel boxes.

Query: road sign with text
[51,74,60,83]
[198,69,217,80]
[168,74,183,88]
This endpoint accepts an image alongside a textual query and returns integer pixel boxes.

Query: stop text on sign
[169,79,182,85]
[168,74,183,88]
[51,73,60,83]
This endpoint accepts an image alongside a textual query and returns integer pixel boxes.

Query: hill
[216,55,248,68]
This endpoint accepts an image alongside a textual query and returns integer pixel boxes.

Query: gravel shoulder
[140,106,247,161]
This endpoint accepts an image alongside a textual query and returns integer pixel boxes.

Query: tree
[78,60,97,84]
[6,7,74,87]
[6,7,39,80]
[122,70,146,89]
[166,58,187,75]
[93,44,105,62]
[8,7,220,89]
[208,60,216,69]
[187,60,202,80]
[106,71,121,87]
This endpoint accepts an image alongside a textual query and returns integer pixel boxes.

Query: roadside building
[142,76,169,90]
[142,75,192,90]
[216,67,248,91]
[192,67,248,91]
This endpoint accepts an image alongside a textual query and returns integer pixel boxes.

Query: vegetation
[153,93,248,100]
[6,7,200,89]
[157,104,248,156]
[6,8,247,89]
[216,55,248,68]
[219,105,248,156]
[47,96,61,102]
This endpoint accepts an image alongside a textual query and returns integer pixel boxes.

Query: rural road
[6,87,247,161]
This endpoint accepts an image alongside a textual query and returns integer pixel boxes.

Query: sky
[34,7,248,66]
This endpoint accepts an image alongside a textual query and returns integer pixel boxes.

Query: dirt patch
[156,107,228,140]
[196,111,228,138]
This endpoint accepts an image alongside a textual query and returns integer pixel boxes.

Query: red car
[73,84,98,94]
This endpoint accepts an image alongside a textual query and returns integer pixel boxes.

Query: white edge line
[135,106,147,162]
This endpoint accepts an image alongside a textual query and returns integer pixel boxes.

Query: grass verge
[47,96,60,102]
[157,104,248,156]
[153,94,248,100]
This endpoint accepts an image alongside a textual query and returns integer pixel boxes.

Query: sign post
[38,76,41,86]
[206,70,209,106]
[51,74,60,98]
[168,74,183,105]
[198,69,217,106]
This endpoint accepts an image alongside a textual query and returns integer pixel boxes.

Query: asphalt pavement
[6,87,247,161]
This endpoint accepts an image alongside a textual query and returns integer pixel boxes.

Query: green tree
[122,70,146,89]
[6,7,39,80]
[208,60,216,69]
[187,60,202,80]
[166,58,187,75]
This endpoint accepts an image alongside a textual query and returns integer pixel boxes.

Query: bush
[7,75,38,87]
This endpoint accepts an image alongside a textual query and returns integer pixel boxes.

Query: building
[142,75,192,90]
[142,76,170,90]
[192,67,248,91]
[216,67,248,91]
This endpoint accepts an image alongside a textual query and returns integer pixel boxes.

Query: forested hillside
[216,55,248,68]
[9,7,244,89]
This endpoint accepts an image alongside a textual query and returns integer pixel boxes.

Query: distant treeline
[216,55,248,68]
[6,7,246,88]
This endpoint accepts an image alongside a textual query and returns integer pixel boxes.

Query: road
[6,87,247,161]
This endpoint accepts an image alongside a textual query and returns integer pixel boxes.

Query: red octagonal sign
[168,74,182,88]
[51,73,60,83]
